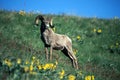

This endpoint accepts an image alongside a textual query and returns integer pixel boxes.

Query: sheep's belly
[53,46,64,50]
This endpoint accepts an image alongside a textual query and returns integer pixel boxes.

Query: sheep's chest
[43,30,54,45]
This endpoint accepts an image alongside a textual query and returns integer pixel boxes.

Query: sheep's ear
[50,18,55,28]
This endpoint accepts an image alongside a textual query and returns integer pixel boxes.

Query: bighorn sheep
[35,15,78,69]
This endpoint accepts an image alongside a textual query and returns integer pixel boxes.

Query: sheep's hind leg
[68,51,78,69]
[62,47,78,69]
[66,46,78,69]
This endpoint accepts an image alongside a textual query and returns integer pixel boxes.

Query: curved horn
[49,18,55,28]
[48,17,53,26]
[34,15,44,26]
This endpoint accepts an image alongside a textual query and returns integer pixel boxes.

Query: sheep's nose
[46,24,50,27]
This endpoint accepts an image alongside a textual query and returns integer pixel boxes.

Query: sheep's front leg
[50,46,53,60]
[45,47,49,61]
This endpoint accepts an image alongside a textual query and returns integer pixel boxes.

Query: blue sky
[0,0,120,18]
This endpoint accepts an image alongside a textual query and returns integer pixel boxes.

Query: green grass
[0,10,120,80]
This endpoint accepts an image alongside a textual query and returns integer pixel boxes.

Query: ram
[34,15,78,69]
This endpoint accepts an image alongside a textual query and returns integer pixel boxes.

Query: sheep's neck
[45,28,54,35]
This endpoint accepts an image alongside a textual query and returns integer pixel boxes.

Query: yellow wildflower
[92,75,95,80]
[93,28,96,32]
[85,75,91,80]
[49,63,54,69]
[30,65,34,72]
[37,59,40,64]
[59,69,65,79]
[53,65,57,69]
[7,61,12,67]
[17,58,21,64]
[43,63,55,70]
[24,66,29,72]
[32,56,36,60]
[55,61,58,65]
[42,65,47,70]
[85,75,95,80]
[43,64,49,70]
[77,35,81,40]
[68,74,76,80]
[73,49,78,55]
[31,60,34,65]
[4,59,12,67]
[4,59,9,64]
[97,29,102,33]
[19,10,25,16]
[37,65,42,70]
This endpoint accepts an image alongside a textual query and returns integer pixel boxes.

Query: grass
[0,10,120,80]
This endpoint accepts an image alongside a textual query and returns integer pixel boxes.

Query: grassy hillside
[0,10,120,80]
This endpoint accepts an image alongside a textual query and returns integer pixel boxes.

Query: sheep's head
[44,18,54,28]
[35,15,54,28]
